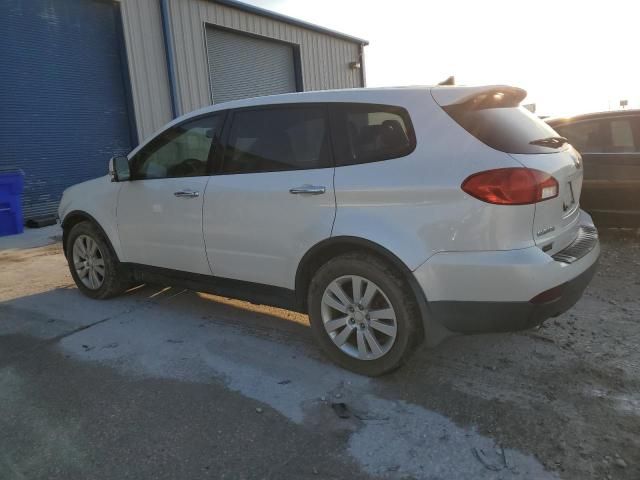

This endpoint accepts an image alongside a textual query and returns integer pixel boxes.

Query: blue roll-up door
[0,0,134,220]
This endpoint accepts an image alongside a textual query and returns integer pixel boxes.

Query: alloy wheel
[72,234,105,290]
[320,275,398,360]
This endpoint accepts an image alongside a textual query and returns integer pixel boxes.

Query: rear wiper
[529,136,568,148]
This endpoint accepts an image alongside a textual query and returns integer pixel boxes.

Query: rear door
[554,116,640,225]
[202,104,335,289]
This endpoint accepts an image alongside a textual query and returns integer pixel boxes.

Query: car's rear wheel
[308,252,423,376]
[66,221,130,299]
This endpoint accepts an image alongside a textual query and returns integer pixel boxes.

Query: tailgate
[510,148,584,254]
[432,84,587,254]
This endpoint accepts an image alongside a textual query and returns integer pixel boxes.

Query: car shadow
[1,282,317,359]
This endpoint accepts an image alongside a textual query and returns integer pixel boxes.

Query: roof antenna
[438,76,455,86]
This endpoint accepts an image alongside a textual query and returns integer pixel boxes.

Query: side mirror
[109,155,130,182]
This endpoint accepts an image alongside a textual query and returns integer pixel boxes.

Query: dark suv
[547,110,640,226]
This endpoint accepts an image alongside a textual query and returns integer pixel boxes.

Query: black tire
[66,221,130,299]
[307,252,423,376]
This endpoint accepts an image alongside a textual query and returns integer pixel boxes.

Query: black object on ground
[331,402,350,419]
[25,215,57,228]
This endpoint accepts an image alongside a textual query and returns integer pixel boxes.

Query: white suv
[58,85,600,375]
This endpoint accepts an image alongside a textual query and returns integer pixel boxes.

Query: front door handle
[289,185,326,195]
[174,189,200,198]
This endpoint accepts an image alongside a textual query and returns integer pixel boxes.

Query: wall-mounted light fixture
[349,61,361,69]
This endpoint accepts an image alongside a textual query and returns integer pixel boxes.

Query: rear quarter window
[330,103,416,166]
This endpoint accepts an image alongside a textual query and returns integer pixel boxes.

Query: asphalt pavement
[1,227,638,479]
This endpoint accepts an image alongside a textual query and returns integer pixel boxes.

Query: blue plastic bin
[0,171,25,237]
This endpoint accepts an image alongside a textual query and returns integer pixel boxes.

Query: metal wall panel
[167,0,363,115]
[0,0,134,219]
[119,0,173,142]
[119,0,364,141]
[206,27,296,103]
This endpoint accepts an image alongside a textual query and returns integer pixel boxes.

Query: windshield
[443,103,568,154]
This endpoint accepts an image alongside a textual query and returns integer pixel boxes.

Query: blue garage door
[0,0,134,220]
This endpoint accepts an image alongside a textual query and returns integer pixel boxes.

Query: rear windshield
[443,103,567,154]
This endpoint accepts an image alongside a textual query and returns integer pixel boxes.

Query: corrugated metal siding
[120,0,363,140]
[167,0,363,114]
[206,27,296,103]
[0,0,133,219]
[119,0,173,143]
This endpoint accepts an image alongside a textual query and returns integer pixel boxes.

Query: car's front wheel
[307,252,423,376]
[66,221,130,299]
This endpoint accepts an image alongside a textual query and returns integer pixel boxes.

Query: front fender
[59,176,123,259]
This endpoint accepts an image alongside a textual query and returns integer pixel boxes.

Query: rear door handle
[289,185,326,195]
[174,189,200,198]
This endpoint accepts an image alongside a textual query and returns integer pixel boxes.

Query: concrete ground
[0,227,638,480]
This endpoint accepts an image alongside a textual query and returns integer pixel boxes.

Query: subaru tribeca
[58,86,600,376]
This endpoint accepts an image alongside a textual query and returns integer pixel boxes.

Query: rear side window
[554,121,605,153]
[610,119,636,152]
[330,103,416,166]
[221,106,331,174]
[444,99,564,154]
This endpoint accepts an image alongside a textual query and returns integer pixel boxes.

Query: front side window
[221,106,331,174]
[130,114,224,180]
[330,103,416,166]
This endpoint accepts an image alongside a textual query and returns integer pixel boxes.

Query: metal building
[0,0,368,220]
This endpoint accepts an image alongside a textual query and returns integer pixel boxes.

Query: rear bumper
[414,210,600,333]
[426,259,598,333]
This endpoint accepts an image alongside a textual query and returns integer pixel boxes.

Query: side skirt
[123,263,302,313]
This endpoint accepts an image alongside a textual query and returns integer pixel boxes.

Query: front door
[203,104,335,289]
[117,114,225,274]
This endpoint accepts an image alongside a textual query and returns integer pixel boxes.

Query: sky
[245,0,639,117]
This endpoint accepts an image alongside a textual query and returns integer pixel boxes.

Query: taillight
[461,168,558,205]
